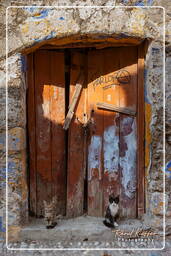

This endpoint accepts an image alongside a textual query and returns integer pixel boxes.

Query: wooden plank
[119,115,137,218]
[34,50,52,216]
[50,51,66,216]
[97,102,136,116]
[66,51,86,217]
[102,48,120,216]
[137,43,145,217]
[119,47,138,218]
[63,71,84,130]
[87,50,104,217]
[119,46,138,112]
[27,53,37,215]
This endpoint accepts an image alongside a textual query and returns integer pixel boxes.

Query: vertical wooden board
[137,43,145,217]
[102,48,120,215]
[119,47,137,112]
[34,50,52,216]
[119,47,138,218]
[119,115,137,218]
[27,53,37,215]
[67,51,85,217]
[87,50,104,217]
[50,51,66,216]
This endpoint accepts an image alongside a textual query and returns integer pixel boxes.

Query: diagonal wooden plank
[97,102,136,116]
[67,52,86,217]
[63,71,84,130]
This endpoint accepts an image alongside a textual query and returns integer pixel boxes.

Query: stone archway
[4,6,165,243]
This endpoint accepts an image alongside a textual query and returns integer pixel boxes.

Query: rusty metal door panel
[66,51,86,217]
[28,50,66,216]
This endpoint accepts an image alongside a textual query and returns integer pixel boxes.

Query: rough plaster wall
[0,0,170,253]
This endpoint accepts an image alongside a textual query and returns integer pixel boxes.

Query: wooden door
[27,50,66,217]
[87,46,144,218]
[27,46,144,219]
[66,51,87,217]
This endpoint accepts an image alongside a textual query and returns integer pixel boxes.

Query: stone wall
[0,0,170,250]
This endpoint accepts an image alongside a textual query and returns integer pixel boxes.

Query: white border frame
[5,5,165,251]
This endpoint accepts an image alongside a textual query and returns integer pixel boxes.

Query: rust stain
[145,103,152,169]
[145,102,152,211]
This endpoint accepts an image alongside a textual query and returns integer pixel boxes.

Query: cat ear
[115,196,119,203]
[52,195,57,204]
[43,200,47,207]
[109,195,114,203]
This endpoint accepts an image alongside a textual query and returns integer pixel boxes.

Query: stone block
[0,127,26,152]
[150,192,169,216]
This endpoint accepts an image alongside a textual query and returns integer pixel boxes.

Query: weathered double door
[27,46,144,219]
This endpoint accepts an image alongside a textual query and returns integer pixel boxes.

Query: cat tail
[103,220,115,228]
[56,214,63,219]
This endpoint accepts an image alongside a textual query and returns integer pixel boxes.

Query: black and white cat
[103,195,119,228]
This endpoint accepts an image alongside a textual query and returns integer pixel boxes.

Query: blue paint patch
[135,1,145,6]
[20,55,27,72]
[0,217,5,232]
[147,0,153,5]
[23,4,39,14]
[115,33,131,40]
[24,6,38,13]
[34,31,56,44]
[32,9,49,20]
[144,69,151,104]
[150,253,161,256]
[103,126,119,173]
[0,167,6,184]
[59,16,65,21]
[165,161,171,179]
[152,47,160,55]
[88,136,102,170]
[0,136,5,144]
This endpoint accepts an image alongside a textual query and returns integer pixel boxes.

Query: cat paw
[114,222,119,227]
[46,222,57,229]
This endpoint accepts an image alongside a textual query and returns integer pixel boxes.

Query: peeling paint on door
[103,125,119,173]
[88,135,102,180]
[120,117,137,199]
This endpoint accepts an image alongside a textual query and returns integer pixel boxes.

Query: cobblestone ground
[0,237,171,256]
[1,217,171,255]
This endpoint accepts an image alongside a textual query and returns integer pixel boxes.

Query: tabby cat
[43,196,58,229]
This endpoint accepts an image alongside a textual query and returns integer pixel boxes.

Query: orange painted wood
[50,51,66,216]
[66,51,86,217]
[63,72,84,130]
[28,50,66,216]
[102,48,120,216]
[87,50,104,217]
[27,53,37,215]
[97,102,136,116]
[34,50,52,216]
[27,46,144,219]
[119,47,138,111]
[137,43,145,217]
[119,47,138,218]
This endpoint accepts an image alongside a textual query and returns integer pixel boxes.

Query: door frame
[26,42,146,218]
